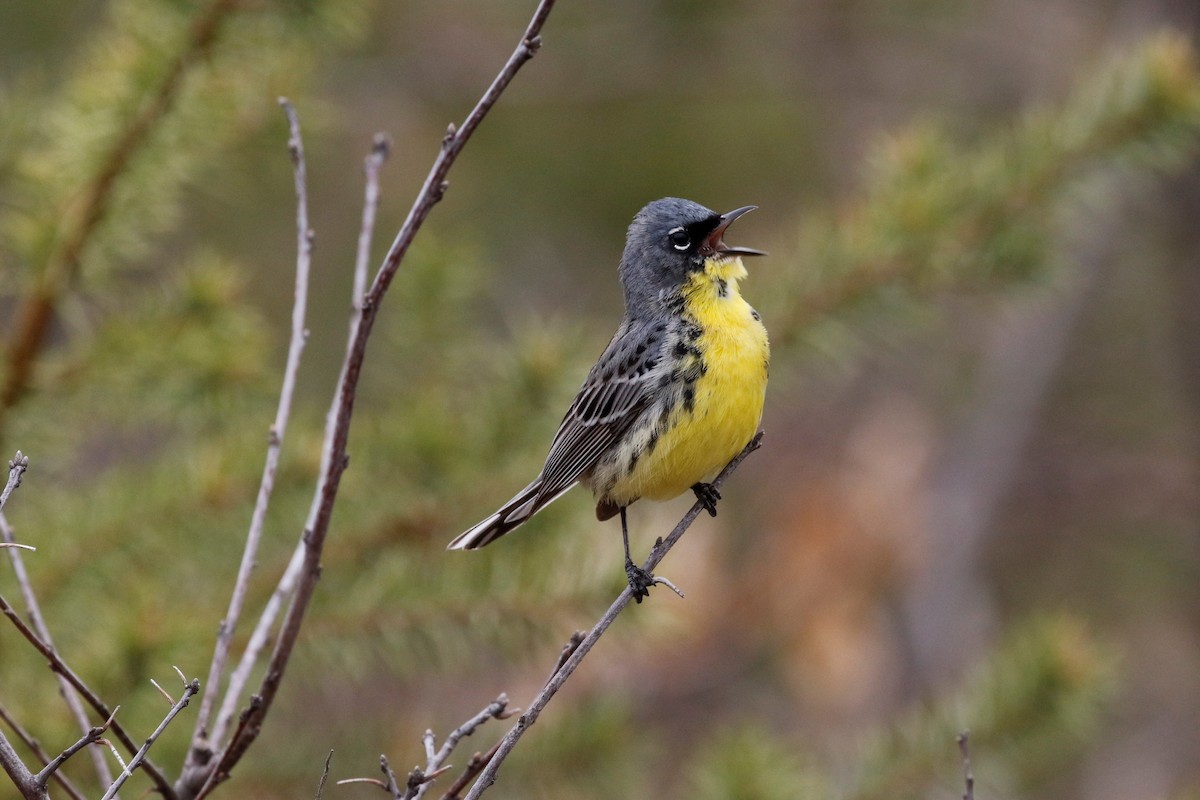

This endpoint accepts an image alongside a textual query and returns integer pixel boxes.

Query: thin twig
[957,731,975,800]
[188,97,315,770]
[35,707,118,789]
[356,135,391,309]
[314,750,334,800]
[0,594,174,796]
[339,697,510,800]
[462,432,764,800]
[1,451,28,513]
[0,702,87,800]
[100,679,199,800]
[181,2,558,797]
[545,632,586,687]
[411,695,512,800]
[381,755,402,798]
[1,465,123,792]
[207,128,390,758]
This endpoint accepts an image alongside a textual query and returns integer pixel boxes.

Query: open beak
[704,205,768,257]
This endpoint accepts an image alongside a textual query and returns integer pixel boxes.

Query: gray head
[619,197,764,317]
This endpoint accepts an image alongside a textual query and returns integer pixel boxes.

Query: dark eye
[668,227,691,251]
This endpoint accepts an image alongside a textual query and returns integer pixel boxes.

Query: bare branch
[356,135,391,309]
[314,750,333,800]
[100,679,199,800]
[462,432,764,799]
[0,594,175,797]
[0,702,87,800]
[382,755,402,798]
[957,731,975,800]
[412,695,511,800]
[1,451,28,513]
[438,741,502,800]
[177,2,559,797]
[207,124,392,761]
[340,696,511,800]
[35,707,118,789]
[2,465,122,792]
[188,96,316,769]
[0,728,40,800]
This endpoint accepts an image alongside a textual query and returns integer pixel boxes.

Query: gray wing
[536,321,664,498]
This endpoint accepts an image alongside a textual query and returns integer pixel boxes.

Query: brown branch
[0,594,175,797]
[187,96,315,773]
[439,741,502,800]
[0,0,243,433]
[461,432,765,800]
[0,702,87,800]
[177,1,559,796]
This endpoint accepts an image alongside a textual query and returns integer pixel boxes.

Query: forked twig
[0,702,87,800]
[100,679,199,800]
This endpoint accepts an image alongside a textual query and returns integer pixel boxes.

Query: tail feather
[447,478,576,550]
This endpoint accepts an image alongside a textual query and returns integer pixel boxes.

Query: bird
[448,197,769,601]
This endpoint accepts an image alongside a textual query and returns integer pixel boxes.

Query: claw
[691,482,721,517]
[626,560,654,603]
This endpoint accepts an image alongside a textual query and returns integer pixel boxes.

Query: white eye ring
[668,227,690,251]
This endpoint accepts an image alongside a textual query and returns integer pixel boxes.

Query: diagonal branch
[176,2,559,797]
[100,679,199,800]
[34,708,118,790]
[462,432,764,800]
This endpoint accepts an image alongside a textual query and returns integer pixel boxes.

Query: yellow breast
[611,256,769,505]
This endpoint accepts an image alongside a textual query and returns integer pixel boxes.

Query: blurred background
[1,1,1199,798]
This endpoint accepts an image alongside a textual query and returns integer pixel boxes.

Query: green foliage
[0,0,371,285]
[769,33,1200,359]
[685,724,831,800]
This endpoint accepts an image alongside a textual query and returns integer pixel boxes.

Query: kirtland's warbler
[449,198,769,601]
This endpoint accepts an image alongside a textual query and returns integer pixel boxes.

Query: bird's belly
[607,300,768,505]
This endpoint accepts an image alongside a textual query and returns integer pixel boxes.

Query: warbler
[449,197,769,601]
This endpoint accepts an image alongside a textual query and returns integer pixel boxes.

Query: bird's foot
[625,559,685,603]
[692,482,721,517]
